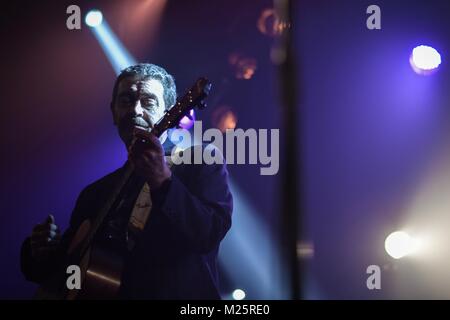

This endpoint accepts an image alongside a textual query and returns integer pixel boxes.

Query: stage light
[385,231,421,259]
[211,105,237,133]
[410,45,442,75]
[88,18,136,75]
[297,241,314,259]
[232,289,246,300]
[228,52,257,80]
[85,10,103,28]
[179,109,195,130]
[219,181,283,299]
[257,8,290,37]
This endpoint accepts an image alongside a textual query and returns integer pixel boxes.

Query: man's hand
[128,128,172,190]
[30,214,61,262]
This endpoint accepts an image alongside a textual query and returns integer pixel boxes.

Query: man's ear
[110,101,117,125]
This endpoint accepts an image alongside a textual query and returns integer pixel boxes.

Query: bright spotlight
[88,17,136,75]
[179,109,195,130]
[410,45,442,75]
[85,10,103,28]
[232,289,246,300]
[385,231,421,259]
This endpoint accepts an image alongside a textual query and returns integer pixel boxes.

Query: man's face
[112,76,167,147]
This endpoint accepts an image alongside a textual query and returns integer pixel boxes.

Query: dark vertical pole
[274,0,302,300]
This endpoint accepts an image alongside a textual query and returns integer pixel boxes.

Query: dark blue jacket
[21,143,233,299]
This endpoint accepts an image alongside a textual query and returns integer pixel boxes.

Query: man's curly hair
[112,63,177,110]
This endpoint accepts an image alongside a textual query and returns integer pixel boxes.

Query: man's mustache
[119,114,151,130]
[132,117,149,128]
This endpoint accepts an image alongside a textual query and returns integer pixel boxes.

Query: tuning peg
[198,101,207,110]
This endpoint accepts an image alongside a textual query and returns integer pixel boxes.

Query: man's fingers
[133,131,158,143]
[31,236,61,249]
[32,229,59,241]
[33,215,56,231]
[32,223,58,234]
[130,135,164,161]
[133,129,161,146]
[131,138,160,155]
[133,127,154,139]
[32,229,60,237]
[30,215,61,260]
[130,146,159,161]
[45,214,55,225]
[32,223,46,232]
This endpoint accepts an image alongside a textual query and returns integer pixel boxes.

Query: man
[20,63,233,299]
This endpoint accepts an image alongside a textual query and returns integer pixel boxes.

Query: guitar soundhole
[68,219,91,255]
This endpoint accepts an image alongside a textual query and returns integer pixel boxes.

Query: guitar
[35,77,212,299]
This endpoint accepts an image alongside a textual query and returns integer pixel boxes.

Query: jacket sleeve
[155,150,233,254]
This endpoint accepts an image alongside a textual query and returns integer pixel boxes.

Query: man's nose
[133,100,144,117]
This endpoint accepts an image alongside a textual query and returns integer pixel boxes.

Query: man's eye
[141,98,156,107]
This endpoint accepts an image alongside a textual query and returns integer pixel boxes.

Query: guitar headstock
[151,77,212,137]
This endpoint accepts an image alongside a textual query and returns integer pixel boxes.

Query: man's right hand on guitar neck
[30,214,62,262]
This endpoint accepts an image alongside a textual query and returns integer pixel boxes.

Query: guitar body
[66,242,124,300]
[35,218,125,300]
[65,218,123,299]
